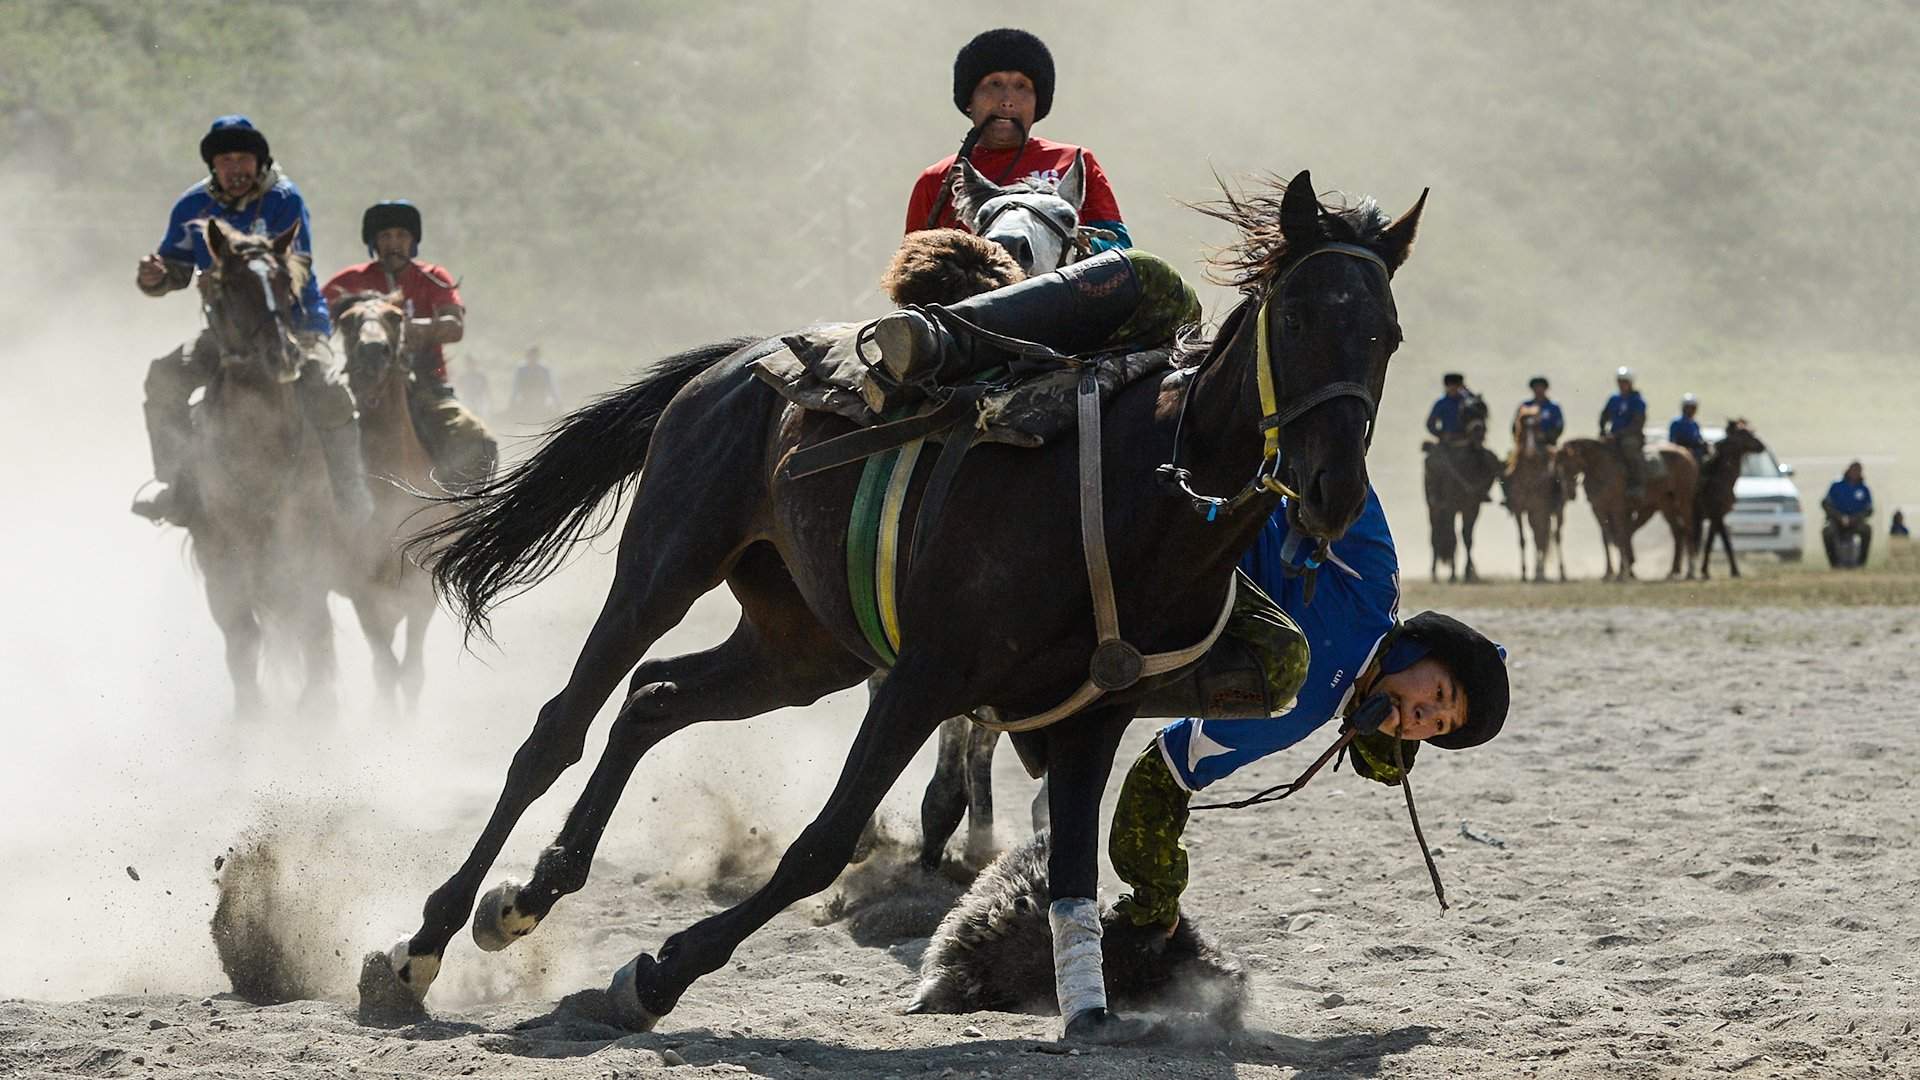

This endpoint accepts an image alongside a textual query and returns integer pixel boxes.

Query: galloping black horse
[361,171,1425,1038]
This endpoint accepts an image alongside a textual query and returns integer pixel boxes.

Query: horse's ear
[205,217,235,262]
[1375,188,1428,273]
[271,219,302,259]
[950,157,1004,228]
[1057,150,1087,212]
[1280,169,1321,247]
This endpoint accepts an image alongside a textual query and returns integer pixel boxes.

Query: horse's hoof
[355,937,436,1026]
[607,956,664,1032]
[1062,1006,1156,1045]
[473,880,539,951]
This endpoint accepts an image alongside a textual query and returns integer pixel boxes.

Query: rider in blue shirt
[1822,461,1874,567]
[1598,366,1649,499]
[132,116,371,527]
[1108,486,1511,930]
[1425,372,1472,440]
[1668,394,1706,461]
[1519,376,1564,445]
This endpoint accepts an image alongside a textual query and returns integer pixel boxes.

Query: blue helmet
[199,115,272,170]
[362,200,422,257]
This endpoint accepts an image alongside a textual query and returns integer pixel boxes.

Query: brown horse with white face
[188,219,347,717]
[1556,437,1699,580]
[333,290,462,708]
[1694,419,1768,580]
[1505,403,1565,582]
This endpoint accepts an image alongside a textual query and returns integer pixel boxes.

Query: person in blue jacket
[1599,366,1648,500]
[1517,376,1564,446]
[1108,486,1511,933]
[1668,394,1707,461]
[1822,461,1874,568]
[132,115,372,526]
[1425,372,1474,441]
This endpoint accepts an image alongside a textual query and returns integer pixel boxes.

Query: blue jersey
[1602,391,1646,434]
[157,174,329,336]
[1825,480,1873,516]
[1669,416,1704,456]
[1426,394,1469,436]
[1522,398,1564,443]
[1156,487,1400,791]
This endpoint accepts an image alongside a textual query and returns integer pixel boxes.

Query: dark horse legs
[473,543,869,947]
[617,651,969,1024]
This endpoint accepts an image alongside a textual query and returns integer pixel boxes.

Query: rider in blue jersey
[1110,486,1510,929]
[1668,394,1706,461]
[1599,366,1649,500]
[132,116,372,527]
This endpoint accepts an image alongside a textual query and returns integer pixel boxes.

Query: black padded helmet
[361,200,422,256]
[199,115,272,170]
[1398,612,1508,750]
[952,29,1055,122]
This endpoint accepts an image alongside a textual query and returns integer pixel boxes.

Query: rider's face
[373,227,415,271]
[210,152,260,198]
[967,71,1037,151]
[1370,658,1467,743]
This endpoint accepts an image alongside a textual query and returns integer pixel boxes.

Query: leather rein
[1156,242,1392,520]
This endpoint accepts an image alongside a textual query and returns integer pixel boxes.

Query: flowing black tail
[407,336,756,639]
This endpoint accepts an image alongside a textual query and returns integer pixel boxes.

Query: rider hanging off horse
[321,200,498,488]
[133,115,373,528]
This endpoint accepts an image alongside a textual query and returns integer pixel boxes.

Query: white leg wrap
[1049,897,1107,1019]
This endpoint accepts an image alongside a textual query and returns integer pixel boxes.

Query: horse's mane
[1192,175,1393,289]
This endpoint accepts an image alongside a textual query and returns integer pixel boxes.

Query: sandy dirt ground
[4,595,1916,1079]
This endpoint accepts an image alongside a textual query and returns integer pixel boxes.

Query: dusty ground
[4,583,1916,1078]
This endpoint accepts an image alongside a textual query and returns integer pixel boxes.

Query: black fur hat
[1398,612,1508,750]
[953,29,1055,122]
[200,115,272,170]
[361,200,423,249]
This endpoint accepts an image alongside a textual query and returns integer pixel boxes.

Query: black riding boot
[872,248,1145,389]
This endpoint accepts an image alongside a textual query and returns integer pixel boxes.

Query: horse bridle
[340,299,410,409]
[975,194,1079,250]
[206,255,298,368]
[1157,241,1394,519]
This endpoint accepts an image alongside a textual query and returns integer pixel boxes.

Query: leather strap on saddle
[975,369,1234,733]
[782,386,988,480]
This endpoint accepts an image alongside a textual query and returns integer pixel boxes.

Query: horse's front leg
[918,715,972,870]
[613,651,965,1030]
[202,559,265,719]
[1461,505,1481,583]
[1514,511,1528,582]
[963,720,1002,868]
[1043,703,1148,1043]
[1719,518,1741,577]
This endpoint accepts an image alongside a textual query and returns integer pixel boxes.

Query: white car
[1701,425,1805,560]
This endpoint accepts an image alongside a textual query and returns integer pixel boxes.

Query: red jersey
[905,135,1123,234]
[322,260,464,381]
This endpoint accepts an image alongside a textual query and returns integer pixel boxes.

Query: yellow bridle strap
[1253,299,1300,501]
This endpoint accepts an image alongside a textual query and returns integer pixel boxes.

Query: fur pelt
[880,228,1025,306]
[908,831,1248,1027]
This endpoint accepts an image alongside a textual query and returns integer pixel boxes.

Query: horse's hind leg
[918,717,971,870]
[614,653,964,1030]
[349,591,404,706]
[474,544,869,949]
[374,451,765,1008]
[1461,506,1481,583]
[963,721,1002,867]
[203,564,264,718]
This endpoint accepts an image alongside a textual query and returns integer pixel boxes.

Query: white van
[1700,426,1805,560]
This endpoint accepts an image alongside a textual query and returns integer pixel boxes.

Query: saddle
[749,322,1173,452]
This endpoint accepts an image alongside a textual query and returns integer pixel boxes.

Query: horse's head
[1514,404,1541,450]
[950,151,1085,276]
[334,289,410,397]
[1721,417,1766,458]
[1209,170,1424,538]
[202,217,305,383]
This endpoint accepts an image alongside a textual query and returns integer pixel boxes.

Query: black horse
[360,171,1425,1039]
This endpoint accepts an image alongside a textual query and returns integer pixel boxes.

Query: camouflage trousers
[1107,250,1203,349]
[408,379,499,488]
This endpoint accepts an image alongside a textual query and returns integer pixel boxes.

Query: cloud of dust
[4,0,1915,1004]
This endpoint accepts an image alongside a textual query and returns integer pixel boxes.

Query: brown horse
[186,219,349,717]
[1504,404,1565,582]
[1555,437,1699,580]
[1423,397,1500,582]
[334,291,465,708]
[1694,419,1767,580]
